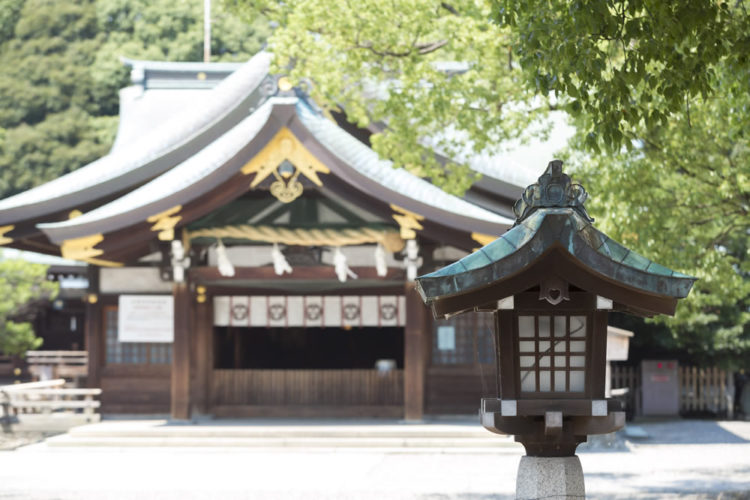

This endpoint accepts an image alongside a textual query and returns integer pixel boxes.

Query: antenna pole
[203,0,211,63]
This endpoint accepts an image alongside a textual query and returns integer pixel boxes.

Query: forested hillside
[0,0,268,198]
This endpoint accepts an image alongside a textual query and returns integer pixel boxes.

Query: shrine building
[0,52,541,419]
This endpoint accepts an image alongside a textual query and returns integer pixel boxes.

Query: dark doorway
[214,327,404,369]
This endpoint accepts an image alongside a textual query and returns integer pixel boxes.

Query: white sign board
[118,295,174,343]
[437,326,456,351]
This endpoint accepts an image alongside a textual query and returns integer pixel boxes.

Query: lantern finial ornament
[512,159,592,225]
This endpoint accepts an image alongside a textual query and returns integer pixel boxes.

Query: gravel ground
[0,420,747,500]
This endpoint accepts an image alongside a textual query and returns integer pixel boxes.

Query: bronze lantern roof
[416,160,697,318]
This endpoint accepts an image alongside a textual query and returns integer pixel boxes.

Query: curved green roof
[417,164,696,307]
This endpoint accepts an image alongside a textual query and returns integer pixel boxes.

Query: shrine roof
[38,96,512,244]
[0,52,272,223]
[295,100,513,228]
[416,162,696,311]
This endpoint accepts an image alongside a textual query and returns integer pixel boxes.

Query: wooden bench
[25,351,88,382]
[0,379,102,432]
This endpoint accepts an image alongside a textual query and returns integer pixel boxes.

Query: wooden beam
[404,282,429,420]
[190,266,405,282]
[170,282,192,420]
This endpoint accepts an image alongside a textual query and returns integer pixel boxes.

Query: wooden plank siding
[211,369,403,415]
[100,365,171,414]
[425,365,497,414]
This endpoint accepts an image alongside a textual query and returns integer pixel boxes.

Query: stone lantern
[415,161,695,498]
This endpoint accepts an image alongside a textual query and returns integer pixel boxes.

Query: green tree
[566,61,750,366]
[0,0,268,198]
[0,257,58,356]
[228,0,544,194]
[497,0,748,152]
[496,0,749,364]
[229,0,749,362]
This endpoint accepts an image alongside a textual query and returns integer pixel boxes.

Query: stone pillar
[516,456,585,500]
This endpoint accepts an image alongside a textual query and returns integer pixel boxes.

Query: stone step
[68,427,494,440]
[45,434,518,449]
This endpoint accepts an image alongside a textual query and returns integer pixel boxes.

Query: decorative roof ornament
[512,160,593,226]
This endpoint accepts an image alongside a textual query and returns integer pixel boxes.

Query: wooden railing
[25,351,88,382]
[0,379,101,419]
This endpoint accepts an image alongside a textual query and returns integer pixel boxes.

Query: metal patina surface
[416,161,696,306]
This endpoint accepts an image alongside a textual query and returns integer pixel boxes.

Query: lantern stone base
[516,455,585,500]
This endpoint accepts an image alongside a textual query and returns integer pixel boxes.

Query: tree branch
[354,39,448,57]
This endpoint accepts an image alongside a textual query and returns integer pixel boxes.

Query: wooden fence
[610,364,733,417]
[678,366,733,415]
[0,378,101,431]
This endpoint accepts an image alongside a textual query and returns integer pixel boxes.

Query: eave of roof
[0,52,272,224]
[38,95,513,247]
[295,99,514,231]
[416,208,696,304]
[38,97,286,242]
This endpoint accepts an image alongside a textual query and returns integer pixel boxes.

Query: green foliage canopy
[567,61,750,366]
[0,257,58,356]
[228,0,544,194]
[497,0,748,152]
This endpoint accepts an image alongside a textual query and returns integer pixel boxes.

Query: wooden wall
[211,369,403,417]
[424,311,498,415]
[100,365,171,414]
[425,365,497,415]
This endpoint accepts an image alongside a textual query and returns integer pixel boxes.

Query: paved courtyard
[0,420,749,499]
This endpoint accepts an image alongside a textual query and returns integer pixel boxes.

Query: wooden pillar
[591,311,609,400]
[84,299,102,389]
[404,282,429,420]
[192,292,212,415]
[84,266,102,389]
[171,282,192,420]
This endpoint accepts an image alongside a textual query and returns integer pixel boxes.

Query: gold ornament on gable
[390,204,424,240]
[147,205,183,241]
[241,127,330,203]
[0,225,14,245]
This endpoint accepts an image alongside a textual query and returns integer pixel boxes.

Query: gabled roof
[0,52,554,262]
[0,52,272,224]
[38,95,513,260]
[416,162,696,317]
